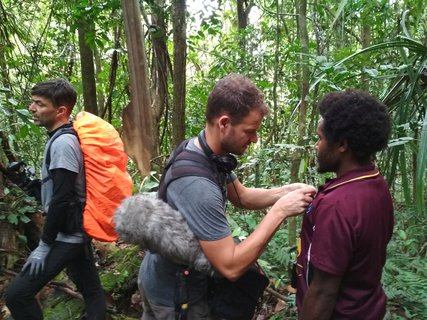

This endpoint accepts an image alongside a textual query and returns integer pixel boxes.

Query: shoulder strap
[43,126,78,183]
[158,139,222,202]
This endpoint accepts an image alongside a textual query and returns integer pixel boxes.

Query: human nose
[314,140,319,150]
[250,133,258,143]
[28,102,36,112]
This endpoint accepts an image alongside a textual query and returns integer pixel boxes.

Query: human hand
[22,240,51,278]
[282,183,316,194]
[272,186,316,219]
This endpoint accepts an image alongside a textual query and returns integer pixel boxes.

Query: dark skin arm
[301,266,342,320]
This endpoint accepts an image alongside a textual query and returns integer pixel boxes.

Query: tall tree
[76,12,98,115]
[171,0,186,147]
[121,0,154,177]
[102,22,121,122]
[236,0,253,63]
[148,0,171,158]
[288,0,310,247]
[360,5,371,90]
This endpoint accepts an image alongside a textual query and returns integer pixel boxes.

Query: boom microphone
[114,193,214,275]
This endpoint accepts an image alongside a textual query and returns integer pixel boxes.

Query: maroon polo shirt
[296,165,394,319]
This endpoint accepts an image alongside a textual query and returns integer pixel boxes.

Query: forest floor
[0,241,417,320]
[0,241,300,320]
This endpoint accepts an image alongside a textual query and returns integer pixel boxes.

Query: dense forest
[0,0,426,319]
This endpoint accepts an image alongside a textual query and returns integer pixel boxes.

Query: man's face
[28,95,60,132]
[315,119,340,173]
[221,109,263,156]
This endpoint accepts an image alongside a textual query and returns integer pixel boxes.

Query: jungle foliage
[0,0,426,319]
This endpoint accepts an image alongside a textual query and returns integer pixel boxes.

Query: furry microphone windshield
[114,193,215,276]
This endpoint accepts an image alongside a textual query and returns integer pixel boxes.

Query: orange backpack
[47,111,133,241]
[73,111,133,241]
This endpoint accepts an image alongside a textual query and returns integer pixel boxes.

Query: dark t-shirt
[296,165,394,319]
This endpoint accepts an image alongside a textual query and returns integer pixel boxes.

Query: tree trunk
[289,0,310,247]
[0,146,18,270]
[360,8,371,90]
[149,0,171,160]
[236,0,253,71]
[93,46,105,115]
[77,25,98,115]
[171,0,187,148]
[265,0,283,145]
[0,221,18,270]
[121,0,154,177]
[102,24,121,122]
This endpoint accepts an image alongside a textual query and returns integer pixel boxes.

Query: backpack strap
[158,139,224,202]
[42,126,78,183]
[41,125,87,239]
[158,139,226,318]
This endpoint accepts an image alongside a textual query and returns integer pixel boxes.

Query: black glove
[22,240,51,277]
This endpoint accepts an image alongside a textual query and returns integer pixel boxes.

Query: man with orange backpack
[6,79,107,320]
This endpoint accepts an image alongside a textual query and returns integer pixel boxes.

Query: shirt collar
[319,164,379,193]
[48,122,73,138]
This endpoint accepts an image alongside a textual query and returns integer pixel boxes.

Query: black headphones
[198,130,238,174]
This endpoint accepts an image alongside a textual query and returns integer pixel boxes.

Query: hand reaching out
[272,186,316,219]
[282,183,317,195]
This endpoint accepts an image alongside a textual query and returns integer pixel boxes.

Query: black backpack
[158,138,227,202]
[159,138,268,320]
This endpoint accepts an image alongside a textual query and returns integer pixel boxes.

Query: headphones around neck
[198,130,238,174]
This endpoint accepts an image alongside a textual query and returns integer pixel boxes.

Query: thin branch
[26,0,55,85]
[50,282,83,300]
[0,130,17,163]
[265,286,288,301]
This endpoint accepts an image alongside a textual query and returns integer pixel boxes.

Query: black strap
[158,139,225,202]
[158,139,226,317]
[42,126,78,184]
[174,267,190,320]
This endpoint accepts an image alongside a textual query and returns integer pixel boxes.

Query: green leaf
[329,0,348,31]
[19,125,29,138]
[256,80,273,89]
[0,105,11,116]
[7,213,19,225]
[388,137,414,147]
[298,158,306,177]
[18,234,28,244]
[19,215,31,223]
[0,86,11,93]
[397,229,407,240]
[363,68,378,77]
[7,98,18,106]
[415,113,427,217]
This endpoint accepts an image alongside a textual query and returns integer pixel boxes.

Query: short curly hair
[319,89,391,162]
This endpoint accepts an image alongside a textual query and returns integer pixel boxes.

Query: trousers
[6,240,106,320]
[139,285,225,320]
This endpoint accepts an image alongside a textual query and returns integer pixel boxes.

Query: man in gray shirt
[139,74,316,319]
[6,79,106,320]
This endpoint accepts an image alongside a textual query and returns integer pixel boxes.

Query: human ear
[338,139,348,153]
[57,106,68,117]
[218,115,231,129]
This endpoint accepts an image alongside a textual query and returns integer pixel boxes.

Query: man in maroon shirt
[296,89,394,319]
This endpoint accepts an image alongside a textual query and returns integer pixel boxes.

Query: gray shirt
[41,129,86,242]
[139,138,233,307]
